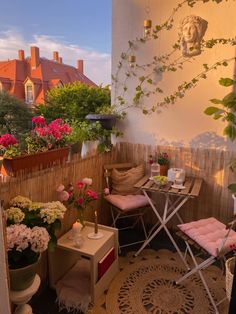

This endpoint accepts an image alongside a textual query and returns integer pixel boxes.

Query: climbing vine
[112,0,236,115]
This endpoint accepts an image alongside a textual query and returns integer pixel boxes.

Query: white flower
[6,224,31,251]
[82,177,92,185]
[5,207,25,224]
[40,201,67,224]
[9,196,32,209]
[29,202,44,211]
[30,227,50,253]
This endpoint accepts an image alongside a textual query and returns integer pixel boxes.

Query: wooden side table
[48,222,119,303]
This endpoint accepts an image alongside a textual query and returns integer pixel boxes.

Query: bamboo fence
[1,142,236,282]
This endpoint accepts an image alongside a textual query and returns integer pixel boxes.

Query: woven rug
[89,249,228,314]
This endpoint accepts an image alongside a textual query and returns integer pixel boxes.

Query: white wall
[112,0,236,149]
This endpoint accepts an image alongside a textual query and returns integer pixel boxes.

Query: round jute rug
[90,249,228,314]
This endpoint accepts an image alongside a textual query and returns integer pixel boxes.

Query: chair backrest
[104,163,135,190]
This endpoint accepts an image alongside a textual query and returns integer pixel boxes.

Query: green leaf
[142,109,148,115]
[204,106,221,115]
[219,77,235,87]
[225,113,236,123]
[209,98,223,104]
[222,61,228,66]
[228,184,236,193]
[139,76,145,83]
[222,92,236,108]
[147,79,153,84]
[223,124,236,141]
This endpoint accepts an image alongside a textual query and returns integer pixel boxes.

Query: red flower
[77,181,85,189]
[32,116,46,126]
[0,134,18,148]
[86,189,98,200]
[77,198,84,205]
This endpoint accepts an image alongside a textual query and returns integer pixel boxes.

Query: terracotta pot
[159,164,168,176]
[1,147,69,177]
[9,255,40,291]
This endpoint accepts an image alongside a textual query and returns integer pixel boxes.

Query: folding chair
[175,217,236,313]
[104,163,149,250]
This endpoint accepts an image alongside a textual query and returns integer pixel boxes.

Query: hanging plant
[112,0,236,116]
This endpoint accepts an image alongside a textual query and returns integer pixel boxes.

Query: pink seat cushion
[105,194,149,212]
[178,217,236,257]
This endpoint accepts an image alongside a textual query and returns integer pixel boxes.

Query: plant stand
[9,274,40,314]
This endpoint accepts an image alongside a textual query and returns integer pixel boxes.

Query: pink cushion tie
[178,217,236,257]
[105,194,149,212]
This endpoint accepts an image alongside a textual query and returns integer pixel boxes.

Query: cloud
[0,29,111,85]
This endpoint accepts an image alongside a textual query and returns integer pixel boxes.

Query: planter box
[85,114,117,130]
[1,147,69,177]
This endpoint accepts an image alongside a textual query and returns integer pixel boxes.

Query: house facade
[0,46,96,105]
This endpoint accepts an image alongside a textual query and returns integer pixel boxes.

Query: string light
[143,0,152,39]
[128,55,136,68]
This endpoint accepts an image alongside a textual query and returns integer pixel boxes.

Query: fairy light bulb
[143,19,152,39]
[128,55,136,68]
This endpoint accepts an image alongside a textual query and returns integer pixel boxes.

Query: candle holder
[87,210,104,239]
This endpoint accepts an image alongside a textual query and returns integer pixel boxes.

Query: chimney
[53,51,59,62]
[18,49,25,61]
[59,57,63,64]
[77,59,84,74]
[31,46,40,69]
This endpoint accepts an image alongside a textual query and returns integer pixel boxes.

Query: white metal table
[134,176,203,269]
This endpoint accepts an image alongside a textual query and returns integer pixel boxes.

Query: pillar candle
[94,210,98,234]
[72,221,82,236]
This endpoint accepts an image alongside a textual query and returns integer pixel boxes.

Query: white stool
[10,274,40,314]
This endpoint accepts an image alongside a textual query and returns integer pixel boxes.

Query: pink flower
[0,134,18,148]
[58,191,70,202]
[86,189,98,200]
[77,181,85,189]
[104,188,110,195]
[56,184,65,192]
[32,116,46,126]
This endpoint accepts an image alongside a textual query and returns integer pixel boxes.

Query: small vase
[9,255,40,291]
[159,165,168,176]
[77,210,85,227]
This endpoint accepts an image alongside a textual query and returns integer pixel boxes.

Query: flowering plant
[57,177,98,225]
[157,152,169,166]
[26,116,72,154]
[5,195,67,257]
[6,224,50,269]
[0,134,21,157]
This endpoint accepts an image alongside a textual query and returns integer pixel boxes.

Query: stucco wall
[112,0,236,150]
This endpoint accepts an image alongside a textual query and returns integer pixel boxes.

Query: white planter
[81,141,98,159]
[111,134,117,146]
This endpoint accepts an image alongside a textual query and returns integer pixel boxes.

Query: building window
[26,84,34,104]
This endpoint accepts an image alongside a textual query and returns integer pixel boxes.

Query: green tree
[35,82,111,121]
[0,91,32,136]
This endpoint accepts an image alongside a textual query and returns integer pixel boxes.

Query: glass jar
[151,162,160,178]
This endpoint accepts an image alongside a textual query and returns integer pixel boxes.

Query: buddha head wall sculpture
[179,15,208,57]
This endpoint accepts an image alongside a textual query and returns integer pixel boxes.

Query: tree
[0,92,32,136]
[35,82,111,121]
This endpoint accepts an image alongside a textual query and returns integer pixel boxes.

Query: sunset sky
[0,0,111,85]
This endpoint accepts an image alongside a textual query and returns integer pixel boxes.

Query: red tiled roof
[0,49,96,104]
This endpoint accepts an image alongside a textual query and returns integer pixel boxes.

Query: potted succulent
[0,116,72,176]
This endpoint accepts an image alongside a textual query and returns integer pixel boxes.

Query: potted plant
[0,116,73,176]
[5,195,67,290]
[157,152,170,176]
[85,104,118,130]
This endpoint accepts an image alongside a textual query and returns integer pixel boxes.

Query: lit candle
[72,221,82,237]
[94,210,98,234]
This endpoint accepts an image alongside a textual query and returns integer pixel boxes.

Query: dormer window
[25,83,34,104]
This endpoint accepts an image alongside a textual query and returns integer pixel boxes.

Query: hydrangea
[9,196,32,209]
[6,224,50,254]
[5,207,25,224]
[29,202,44,211]
[40,201,67,224]
[30,226,50,253]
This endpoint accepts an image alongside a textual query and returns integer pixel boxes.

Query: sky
[0,0,111,85]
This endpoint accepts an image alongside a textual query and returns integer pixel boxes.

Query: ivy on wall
[112,0,236,115]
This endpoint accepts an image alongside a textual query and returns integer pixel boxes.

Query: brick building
[0,46,96,105]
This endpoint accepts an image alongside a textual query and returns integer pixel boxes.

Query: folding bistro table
[134,176,203,268]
